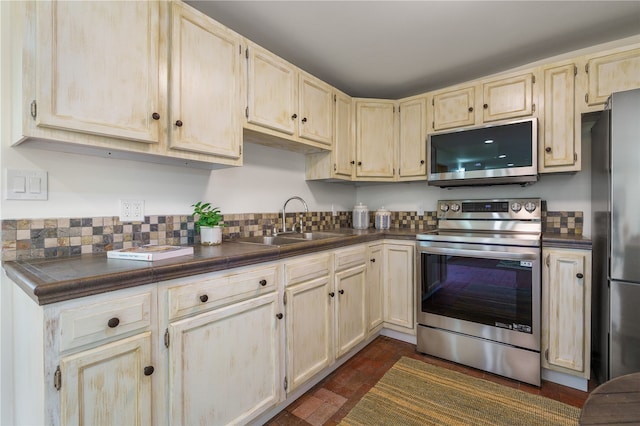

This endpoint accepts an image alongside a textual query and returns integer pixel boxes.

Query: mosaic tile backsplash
[1,209,581,261]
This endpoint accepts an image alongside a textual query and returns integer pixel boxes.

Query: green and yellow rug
[340,357,580,426]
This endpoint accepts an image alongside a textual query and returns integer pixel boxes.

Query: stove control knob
[450,203,461,212]
[511,202,522,213]
[524,202,537,213]
[439,203,449,212]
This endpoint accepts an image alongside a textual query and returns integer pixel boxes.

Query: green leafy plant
[191,202,224,231]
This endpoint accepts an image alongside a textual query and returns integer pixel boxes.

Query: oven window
[421,253,533,333]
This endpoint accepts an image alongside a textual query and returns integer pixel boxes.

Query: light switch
[12,176,26,193]
[5,169,48,200]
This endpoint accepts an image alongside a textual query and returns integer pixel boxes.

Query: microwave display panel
[430,120,534,173]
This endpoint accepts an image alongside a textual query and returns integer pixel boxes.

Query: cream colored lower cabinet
[335,262,367,358]
[167,292,283,425]
[541,247,592,378]
[284,253,333,393]
[383,242,416,333]
[367,243,384,335]
[59,332,153,425]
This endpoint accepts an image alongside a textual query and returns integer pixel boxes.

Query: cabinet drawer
[285,253,331,286]
[167,265,278,320]
[334,245,367,272]
[59,292,152,352]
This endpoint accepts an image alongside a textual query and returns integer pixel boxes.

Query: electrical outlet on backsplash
[0,208,582,261]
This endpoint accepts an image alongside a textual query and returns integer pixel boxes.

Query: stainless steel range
[416,198,542,386]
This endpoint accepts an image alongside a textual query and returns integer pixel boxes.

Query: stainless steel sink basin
[234,235,303,246]
[280,232,344,240]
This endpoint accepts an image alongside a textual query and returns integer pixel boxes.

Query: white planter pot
[200,226,222,246]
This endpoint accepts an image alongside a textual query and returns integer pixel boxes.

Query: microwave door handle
[420,246,537,261]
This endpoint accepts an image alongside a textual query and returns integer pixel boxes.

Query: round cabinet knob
[259,279,267,286]
[291,113,297,120]
[144,366,154,376]
[511,202,522,213]
[420,160,425,165]
[175,120,183,127]
[576,273,584,279]
[107,317,120,328]
[545,147,552,153]
[152,112,160,120]
[468,107,474,112]
[357,161,362,166]
[350,160,355,165]
[301,117,307,123]
[524,202,537,213]
[370,258,376,263]
[450,203,461,212]
[199,294,209,303]
[339,289,345,295]
[439,204,449,212]
[276,313,284,320]
[483,103,488,109]
[329,292,335,298]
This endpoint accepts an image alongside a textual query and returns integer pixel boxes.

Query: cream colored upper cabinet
[246,42,297,135]
[60,333,153,426]
[355,100,397,180]
[35,1,162,143]
[432,87,475,131]
[585,47,640,107]
[398,97,427,180]
[299,72,333,145]
[542,248,592,378]
[333,91,356,178]
[169,2,242,159]
[482,73,534,122]
[540,64,579,173]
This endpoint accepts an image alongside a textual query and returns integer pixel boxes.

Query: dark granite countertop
[2,228,417,305]
[542,233,592,250]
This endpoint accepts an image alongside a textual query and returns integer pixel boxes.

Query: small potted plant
[192,202,224,245]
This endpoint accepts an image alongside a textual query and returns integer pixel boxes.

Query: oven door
[417,240,540,351]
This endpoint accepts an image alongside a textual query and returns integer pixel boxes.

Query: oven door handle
[419,246,538,261]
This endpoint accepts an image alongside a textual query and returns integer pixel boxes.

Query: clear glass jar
[353,203,369,229]
[375,207,391,230]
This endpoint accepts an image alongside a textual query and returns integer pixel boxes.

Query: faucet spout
[281,196,309,234]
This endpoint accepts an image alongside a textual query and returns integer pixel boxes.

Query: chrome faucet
[280,196,308,234]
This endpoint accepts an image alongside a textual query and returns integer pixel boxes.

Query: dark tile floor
[265,336,593,426]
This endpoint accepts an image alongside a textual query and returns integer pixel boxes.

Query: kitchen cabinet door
[169,2,242,159]
[542,248,591,378]
[299,72,333,145]
[432,86,475,131]
[246,43,297,135]
[384,243,415,333]
[168,292,283,426]
[59,332,153,426]
[355,100,396,179]
[586,47,640,107]
[482,73,535,122]
[540,64,579,172]
[335,264,367,358]
[367,243,384,335]
[35,1,162,143]
[285,276,333,392]
[398,97,427,180]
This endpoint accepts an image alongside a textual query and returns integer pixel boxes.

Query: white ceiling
[185,1,640,99]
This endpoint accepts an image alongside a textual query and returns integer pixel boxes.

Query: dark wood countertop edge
[542,234,592,250]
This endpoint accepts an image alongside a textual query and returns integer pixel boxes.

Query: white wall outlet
[417,205,425,216]
[120,199,145,222]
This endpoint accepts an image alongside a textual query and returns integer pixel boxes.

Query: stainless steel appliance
[427,118,538,187]
[416,198,542,386]
[591,88,640,383]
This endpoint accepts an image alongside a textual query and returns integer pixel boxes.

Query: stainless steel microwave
[427,118,538,187]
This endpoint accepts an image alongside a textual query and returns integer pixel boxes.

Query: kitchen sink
[279,232,344,240]
[234,235,303,246]
[234,232,345,246]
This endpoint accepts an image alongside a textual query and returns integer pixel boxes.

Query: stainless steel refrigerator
[591,88,640,383]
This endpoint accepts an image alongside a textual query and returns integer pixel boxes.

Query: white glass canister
[353,203,369,229]
[375,207,392,230]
